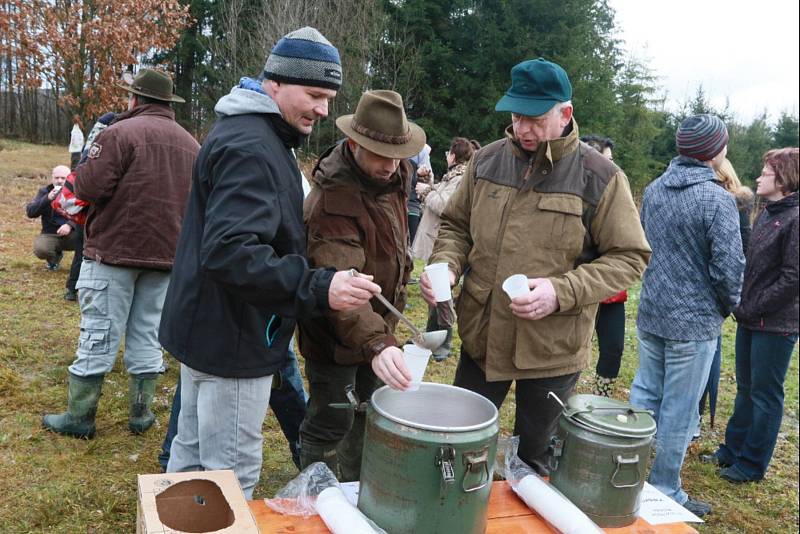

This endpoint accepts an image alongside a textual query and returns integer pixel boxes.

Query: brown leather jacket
[298,142,413,365]
[75,104,199,270]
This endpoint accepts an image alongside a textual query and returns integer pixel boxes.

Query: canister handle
[610,454,641,489]
[462,448,490,493]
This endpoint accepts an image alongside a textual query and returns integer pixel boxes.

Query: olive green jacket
[430,120,650,380]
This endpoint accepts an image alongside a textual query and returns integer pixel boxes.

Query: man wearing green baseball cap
[420,58,651,474]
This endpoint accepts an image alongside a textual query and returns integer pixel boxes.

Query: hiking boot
[593,375,616,397]
[129,373,159,434]
[683,497,712,517]
[720,465,759,484]
[47,251,64,270]
[64,289,78,301]
[42,373,104,439]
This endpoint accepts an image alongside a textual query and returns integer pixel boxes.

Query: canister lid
[563,394,656,438]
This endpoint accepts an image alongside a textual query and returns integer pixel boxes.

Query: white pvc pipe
[316,487,379,534]
[514,475,603,534]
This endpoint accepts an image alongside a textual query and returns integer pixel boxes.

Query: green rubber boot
[129,373,159,434]
[299,438,341,479]
[42,373,104,439]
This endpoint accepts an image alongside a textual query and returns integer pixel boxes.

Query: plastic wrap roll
[315,486,378,534]
[514,475,603,534]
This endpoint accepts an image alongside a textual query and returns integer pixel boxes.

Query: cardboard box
[137,470,259,534]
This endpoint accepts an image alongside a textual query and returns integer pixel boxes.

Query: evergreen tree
[773,111,800,148]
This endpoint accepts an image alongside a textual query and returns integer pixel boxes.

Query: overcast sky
[608,0,799,124]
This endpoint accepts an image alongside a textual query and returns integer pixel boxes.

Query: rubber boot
[593,375,616,397]
[129,373,159,434]
[299,438,341,478]
[42,373,104,439]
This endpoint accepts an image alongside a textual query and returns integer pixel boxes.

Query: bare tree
[210,0,385,153]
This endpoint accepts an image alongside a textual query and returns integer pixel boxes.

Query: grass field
[0,138,797,533]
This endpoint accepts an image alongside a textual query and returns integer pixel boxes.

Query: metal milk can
[357,383,499,534]
[548,393,656,528]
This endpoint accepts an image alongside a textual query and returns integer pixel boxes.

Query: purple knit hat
[676,114,729,161]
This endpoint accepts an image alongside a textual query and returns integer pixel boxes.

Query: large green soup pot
[548,394,657,528]
[357,383,499,534]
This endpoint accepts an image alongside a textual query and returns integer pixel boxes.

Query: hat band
[131,83,170,99]
[351,119,412,145]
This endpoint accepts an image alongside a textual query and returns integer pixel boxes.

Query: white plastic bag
[264,462,386,534]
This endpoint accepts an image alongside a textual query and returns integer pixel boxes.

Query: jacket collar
[312,142,407,198]
[765,191,799,213]
[504,117,580,173]
[115,103,175,122]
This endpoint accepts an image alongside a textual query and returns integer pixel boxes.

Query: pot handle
[327,384,370,412]
[610,454,641,489]
[462,448,490,493]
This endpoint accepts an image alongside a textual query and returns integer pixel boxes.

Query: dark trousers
[66,225,84,291]
[408,212,421,245]
[299,357,383,482]
[158,349,308,471]
[425,305,453,361]
[698,336,722,420]
[717,326,798,479]
[594,302,625,378]
[453,351,579,474]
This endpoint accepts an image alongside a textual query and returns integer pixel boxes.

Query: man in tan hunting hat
[43,68,199,440]
[298,90,426,480]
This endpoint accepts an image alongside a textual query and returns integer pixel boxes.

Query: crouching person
[42,69,199,438]
[26,165,79,271]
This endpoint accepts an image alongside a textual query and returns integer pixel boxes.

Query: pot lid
[563,394,656,437]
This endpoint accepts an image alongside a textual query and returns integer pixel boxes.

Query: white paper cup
[424,263,452,302]
[502,274,530,299]
[404,344,432,391]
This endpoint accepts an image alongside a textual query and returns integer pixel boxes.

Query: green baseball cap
[495,58,572,117]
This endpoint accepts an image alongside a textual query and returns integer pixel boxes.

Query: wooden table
[248,481,698,533]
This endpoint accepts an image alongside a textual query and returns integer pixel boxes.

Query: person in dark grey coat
[630,114,745,517]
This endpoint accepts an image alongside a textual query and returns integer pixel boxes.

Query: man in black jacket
[160,27,379,498]
[26,165,79,271]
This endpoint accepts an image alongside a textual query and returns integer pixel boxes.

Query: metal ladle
[349,269,448,351]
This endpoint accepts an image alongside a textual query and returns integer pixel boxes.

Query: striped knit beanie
[263,27,342,90]
[676,114,729,161]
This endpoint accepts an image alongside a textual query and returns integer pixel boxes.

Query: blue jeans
[159,345,307,471]
[167,363,272,500]
[717,327,798,480]
[70,259,169,376]
[630,329,716,504]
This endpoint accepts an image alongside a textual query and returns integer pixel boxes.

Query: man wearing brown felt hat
[43,67,199,441]
[297,90,426,480]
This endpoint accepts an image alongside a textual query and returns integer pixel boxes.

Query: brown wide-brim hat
[117,69,185,103]
[336,90,425,159]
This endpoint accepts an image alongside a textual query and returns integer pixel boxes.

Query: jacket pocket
[75,278,109,316]
[512,305,592,370]
[77,317,112,356]
[534,195,585,251]
[456,274,493,357]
